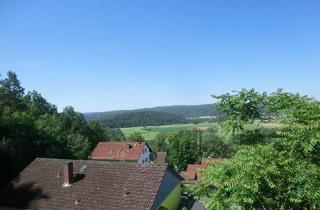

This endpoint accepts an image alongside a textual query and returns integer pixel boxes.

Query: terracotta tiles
[180,158,224,182]
[90,142,147,161]
[154,152,168,163]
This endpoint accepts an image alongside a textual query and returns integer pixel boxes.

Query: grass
[120,121,283,141]
[121,122,219,141]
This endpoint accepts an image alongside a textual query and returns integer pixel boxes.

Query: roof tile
[0,158,167,210]
[90,142,147,161]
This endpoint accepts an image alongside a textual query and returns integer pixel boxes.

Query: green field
[121,121,283,141]
[121,122,219,140]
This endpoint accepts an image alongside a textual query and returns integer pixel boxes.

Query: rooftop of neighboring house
[90,141,152,161]
[0,158,172,210]
[180,158,225,183]
[180,164,208,182]
[154,152,168,163]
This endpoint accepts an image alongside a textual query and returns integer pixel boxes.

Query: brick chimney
[63,161,73,187]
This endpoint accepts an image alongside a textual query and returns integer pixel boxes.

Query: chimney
[63,161,73,187]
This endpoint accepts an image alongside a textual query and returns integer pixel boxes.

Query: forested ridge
[96,111,188,128]
[84,104,222,121]
[0,71,125,187]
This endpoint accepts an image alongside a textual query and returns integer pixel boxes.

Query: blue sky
[1,0,320,112]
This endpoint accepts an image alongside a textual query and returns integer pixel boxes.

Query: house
[180,164,208,183]
[180,158,224,183]
[0,158,181,210]
[154,152,168,163]
[90,141,152,163]
[180,159,224,209]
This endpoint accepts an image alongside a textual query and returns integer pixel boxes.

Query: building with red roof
[180,158,224,183]
[0,158,182,210]
[154,152,168,163]
[180,164,208,182]
[90,141,153,163]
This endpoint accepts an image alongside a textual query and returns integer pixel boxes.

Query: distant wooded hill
[84,104,222,128]
[85,104,221,120]
[94,111,187,128]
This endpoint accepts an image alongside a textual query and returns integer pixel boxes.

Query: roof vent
[75,199,81,205]
[80,165,87,173]
[123,188,130,197]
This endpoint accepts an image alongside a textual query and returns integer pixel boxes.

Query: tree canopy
[197,89,320,209]
[168,130,202,171]
[0,71,125,187]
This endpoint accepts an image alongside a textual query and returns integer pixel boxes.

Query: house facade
[137,143,152,163]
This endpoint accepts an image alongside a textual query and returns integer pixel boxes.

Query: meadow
[120,121,283,141]
[121,122,219,140]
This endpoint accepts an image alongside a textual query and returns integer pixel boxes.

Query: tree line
[84,104,223,121]
[97,111,188,128]
[0,71,125,187]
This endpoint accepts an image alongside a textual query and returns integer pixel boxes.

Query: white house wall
[138,144,151,164]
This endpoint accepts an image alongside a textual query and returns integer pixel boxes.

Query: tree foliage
[168,130,201,171]
[166,127,232,171]
[128,131,145,142]
[154,132,169,152]
[197,89,320,209]
[201,127,232,158]
[0,71,122,186]
[198,145,320,209]
[213,89,267,133]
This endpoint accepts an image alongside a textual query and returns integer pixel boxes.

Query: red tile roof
[154,152,168,163]
[181,158,224,182]
[90,141,149,161]
[180,164,208,181]
[0,158,168,210]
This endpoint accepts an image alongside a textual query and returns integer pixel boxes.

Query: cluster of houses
[0,141,221,210]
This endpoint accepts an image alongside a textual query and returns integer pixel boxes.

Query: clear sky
[1,0,320,112]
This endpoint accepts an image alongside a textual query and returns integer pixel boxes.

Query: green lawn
[121,122,218,141]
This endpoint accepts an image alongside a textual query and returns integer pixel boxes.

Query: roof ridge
[35,157,168,166]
